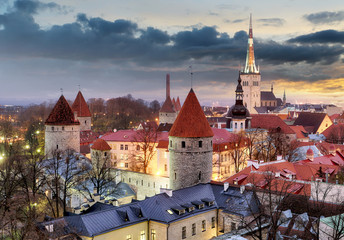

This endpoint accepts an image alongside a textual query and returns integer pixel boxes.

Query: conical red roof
[160,96,175,113]
[91,138,111,151]
[169,89,213,138]
[176,97,182,111]
[45,95,80,125]
[72,91,91,117]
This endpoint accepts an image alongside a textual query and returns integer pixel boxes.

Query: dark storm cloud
[14,0,70,15]
[304,11,344,24]
[257,18,285,27]
[288,30,344,44]
[0,0,343,68]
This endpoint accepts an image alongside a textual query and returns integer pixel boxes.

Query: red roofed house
[45,95,80,158]
[169,88,214,190]
[72,91,92,131]
[290,125,309,142]
[293,112,332,134]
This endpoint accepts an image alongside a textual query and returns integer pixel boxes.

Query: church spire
[243,14,259,74]
[283,89,286,105]
[235,74,244,105]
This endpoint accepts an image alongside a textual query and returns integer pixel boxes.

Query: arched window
[240,122,243,129]
[235,123,237,129]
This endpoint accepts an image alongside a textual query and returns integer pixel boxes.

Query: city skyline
[0,0,343,106]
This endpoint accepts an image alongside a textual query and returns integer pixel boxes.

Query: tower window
[175,172,177,180]
[85,120,87,124]
[56,145,58,149]
[170,140,172,147]
[199,171,202,180]
[62,126,64,131]
[199,141,202,148]
[51,127,54,131]
[182,141,185,148]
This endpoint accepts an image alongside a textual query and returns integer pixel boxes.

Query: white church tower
[241,14,261,114]
[45,95,80,158]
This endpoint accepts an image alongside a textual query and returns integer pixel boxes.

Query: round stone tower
[45,95,80,158]
[168,89,214,190]
[72,91,92,131]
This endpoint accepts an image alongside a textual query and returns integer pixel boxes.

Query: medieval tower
[168,89,214,190]
[45,95,80,158]
[72,91,92,131]
[241,14,261,113]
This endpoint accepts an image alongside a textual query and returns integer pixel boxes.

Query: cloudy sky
[0,0,344,107]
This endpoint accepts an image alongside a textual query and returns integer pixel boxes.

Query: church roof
[261,91,277,101]
[169,89,213,138]
[160,96,175,113]
[72,91,92,117]
[45,95,80,126]
[91,138,111,151]
[251,114,294,134]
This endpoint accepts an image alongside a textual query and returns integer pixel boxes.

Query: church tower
[226,73,251,132]
[168,89,213,190]
[241,14,261,113]
[45,95,80,158]
[72,91,92,131]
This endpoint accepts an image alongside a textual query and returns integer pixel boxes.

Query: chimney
[224,182,229,191]
[240,185,245,194]
[160,188,173,197]
[166,74,170,99]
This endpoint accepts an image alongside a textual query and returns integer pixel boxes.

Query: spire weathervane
[60,88,63,95]
[189,65,193,88]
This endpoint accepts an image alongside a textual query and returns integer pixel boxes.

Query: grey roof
[261,91,277,101]
[43,183,260,237]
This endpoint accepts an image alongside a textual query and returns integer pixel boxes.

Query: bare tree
[130,126,158,173]
[77,149,118,198]
[230,132,249,173]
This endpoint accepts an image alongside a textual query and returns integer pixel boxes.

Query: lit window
[151,230,156,240]
[140,231,145,240]
[202,220,206,232]
[167,209,173,215]
[126,235,132,240]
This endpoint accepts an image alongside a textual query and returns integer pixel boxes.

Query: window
[125,145,128,150]
[141,180,144,186]
[151,230,156,240]
[85,120,87,124]
[202,220,206,232]
[51,126,54,131]
[126,235,132,240]
[136,145,140,151]
[140,231,145,240]
[235,122,237,129]
[125,163,128,168]
[170,140,172,147]
[120,144,124,150]
[182,226,186,239]
[165,164,167,171]
[212,217,216,228]
[104,152,107,157]
[45,224,53,232]
[198,171,202,180]
[129,178,131,183]
[62,126,64,131]
[192,223,196,235]
[56,144,58,149]
[199,141,202,148]
[231,222,236,231]
[175,172,177,180]
[240,122,243,129]
[182,141,186,148]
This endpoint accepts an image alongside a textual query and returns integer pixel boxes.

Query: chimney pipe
[166,74,170,99]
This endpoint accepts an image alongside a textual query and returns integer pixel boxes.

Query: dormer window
[172,207,185,215]
[192,201,205,209]
[201,198,215,206]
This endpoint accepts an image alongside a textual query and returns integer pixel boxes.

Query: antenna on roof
[60,88,63,95]
[189,65,193,88]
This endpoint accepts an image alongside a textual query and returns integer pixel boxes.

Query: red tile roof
[251,114,295,134]
[169,89,214,138]
[293,112,330,133]
[45,95,80,126]
[160,96,175,113]
[80,130,99,145]
[101,129,169,143]
[290,125,308,139]
[91,138,111,151]
[72,91,92,117]
[175,97,182,111]
[322,123,344,140]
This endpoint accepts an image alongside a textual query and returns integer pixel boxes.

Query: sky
[0,0,344,107]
